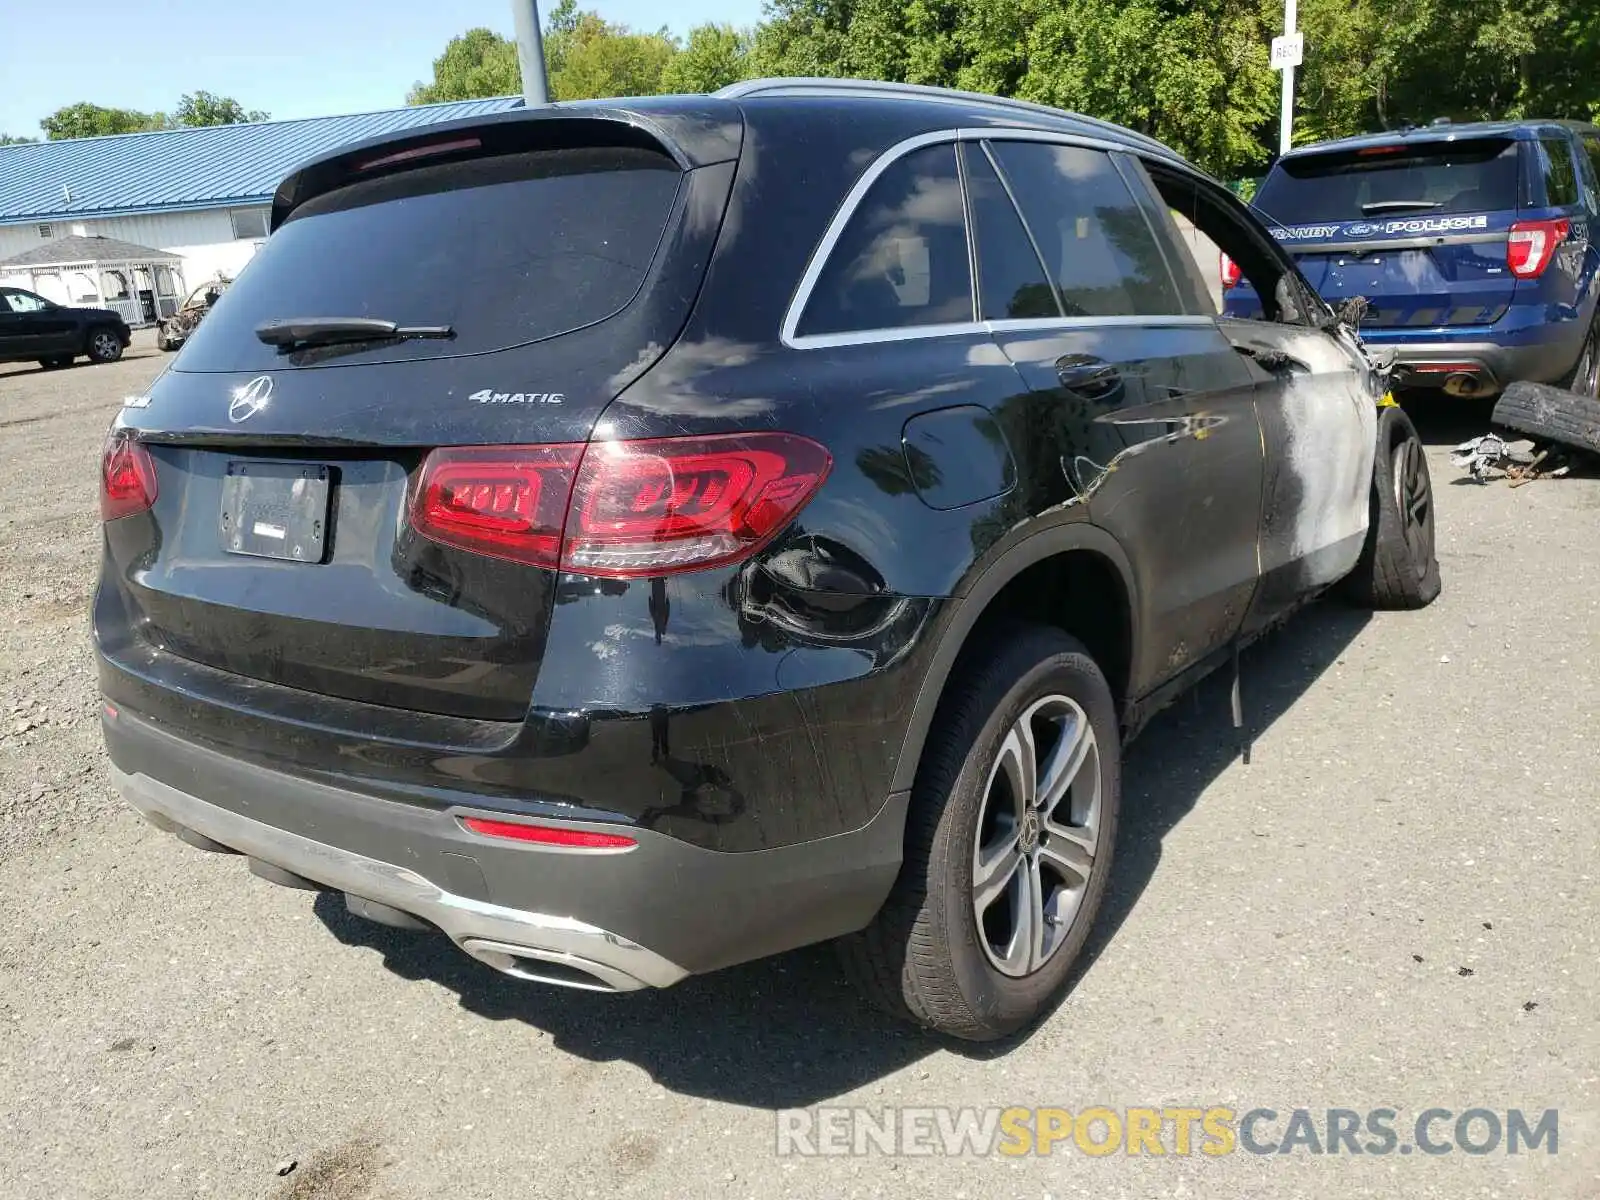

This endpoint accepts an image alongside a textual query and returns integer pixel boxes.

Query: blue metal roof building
[0,97,523,225]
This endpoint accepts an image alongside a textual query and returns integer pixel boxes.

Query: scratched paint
[1277,331,1378,565]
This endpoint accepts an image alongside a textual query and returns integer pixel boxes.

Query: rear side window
[1254,137,1521,223]
[988,141,1185,318]
[961,143,1060,321]
[1583,136,1600,188]
[178,147,682,371]
[1537,136,1579,207]
[798,143,973,337]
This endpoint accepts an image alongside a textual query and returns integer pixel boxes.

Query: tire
[1559,314,1600,397]
[1342,405,1441,610]
[86,328,123,364]
[1492,379,1600,457]
[839,625,1121,1041]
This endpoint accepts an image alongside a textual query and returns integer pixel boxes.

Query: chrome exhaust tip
[1443,372,1491,398]
[459,938,646,992]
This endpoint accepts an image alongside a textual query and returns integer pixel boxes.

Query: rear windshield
[177,146,682,371]
[1254,137,1521,225]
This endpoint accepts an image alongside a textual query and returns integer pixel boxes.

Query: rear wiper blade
[254,317,454,349]
[1360,200,1443,214]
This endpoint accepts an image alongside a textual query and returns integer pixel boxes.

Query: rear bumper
[105,707,907,988]
[1378,340,1573,391]
[1364,313,1591,392]
[117,761,687,991]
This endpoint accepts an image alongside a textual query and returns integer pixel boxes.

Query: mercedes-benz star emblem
[229,376,273,423]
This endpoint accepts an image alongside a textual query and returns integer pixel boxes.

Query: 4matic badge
[470,389,564,405]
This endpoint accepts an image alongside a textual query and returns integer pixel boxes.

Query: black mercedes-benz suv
[95,79,1440,1041]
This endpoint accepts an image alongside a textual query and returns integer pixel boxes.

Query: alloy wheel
[92,332,120,360]
[971,694,1102,977]
[1392,436,1433,575]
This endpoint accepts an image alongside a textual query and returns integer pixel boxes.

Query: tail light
[411,432,832,577]
[1507,218,1569,278]
[357,136,481,172]
[101,431,158,520]
[1220,253,1243,289]
[413,444,581,567]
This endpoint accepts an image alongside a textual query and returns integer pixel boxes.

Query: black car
[95,79,1440,1041]
[0,286,131,368]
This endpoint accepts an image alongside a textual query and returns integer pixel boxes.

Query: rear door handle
[1055,354,1123,399]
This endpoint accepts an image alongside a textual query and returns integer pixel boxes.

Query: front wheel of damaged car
[1341,405,1441,610]
[840,626,1121,1041]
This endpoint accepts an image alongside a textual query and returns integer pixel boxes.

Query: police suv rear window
[1254,137,1521,226]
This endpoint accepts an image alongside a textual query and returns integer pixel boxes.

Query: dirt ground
[1,337,1596,1199]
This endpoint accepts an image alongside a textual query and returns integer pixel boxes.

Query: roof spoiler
[269,103,742,232]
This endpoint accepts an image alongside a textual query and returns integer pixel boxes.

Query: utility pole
[1274,0,1302,156]
[511,0,550,107]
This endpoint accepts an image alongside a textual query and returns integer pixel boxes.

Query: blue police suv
[1230,120,1600,400]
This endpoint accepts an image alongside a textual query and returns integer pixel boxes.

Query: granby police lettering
[1272,225,1342,241]
[1375,214,1489,235]
[1272,215,1491,242]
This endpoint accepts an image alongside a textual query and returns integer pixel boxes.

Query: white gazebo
[0,234,185,327]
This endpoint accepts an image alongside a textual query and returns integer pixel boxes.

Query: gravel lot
[1,338,1596,1199]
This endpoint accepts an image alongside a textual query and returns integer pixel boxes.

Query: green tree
[754,0,1279,175]
[40,102,168,140]
[407,26,521,103]
[544,0,584,76]
[660,23,755,93]
[412,0,1600,170]
[1290,0,1600,145]
[173,91,268,127]
[551,13,679,100]
[0,133,39,145]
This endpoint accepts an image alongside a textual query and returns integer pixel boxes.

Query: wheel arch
[890,523,1140,794]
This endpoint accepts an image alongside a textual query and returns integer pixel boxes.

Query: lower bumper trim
[115,765,689,992]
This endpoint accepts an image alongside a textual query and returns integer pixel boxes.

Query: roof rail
[715,77,1184,161]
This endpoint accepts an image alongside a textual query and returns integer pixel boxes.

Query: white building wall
[0,206,269,298]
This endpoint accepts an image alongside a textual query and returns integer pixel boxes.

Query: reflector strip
[460,816,637,851]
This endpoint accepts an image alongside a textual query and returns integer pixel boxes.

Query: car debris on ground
[1452,379,1600,484]
[1451,433,1577,485]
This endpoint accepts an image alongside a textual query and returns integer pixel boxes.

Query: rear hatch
[101,112,739,721]
[1250,134,1526,327]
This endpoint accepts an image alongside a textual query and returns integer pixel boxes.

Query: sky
[0,0,765,139]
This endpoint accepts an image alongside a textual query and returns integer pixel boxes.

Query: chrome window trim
[782,127,1210,351]
[783,315,1218,355]
[986,315,1215,333]
[786,321,991,351]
